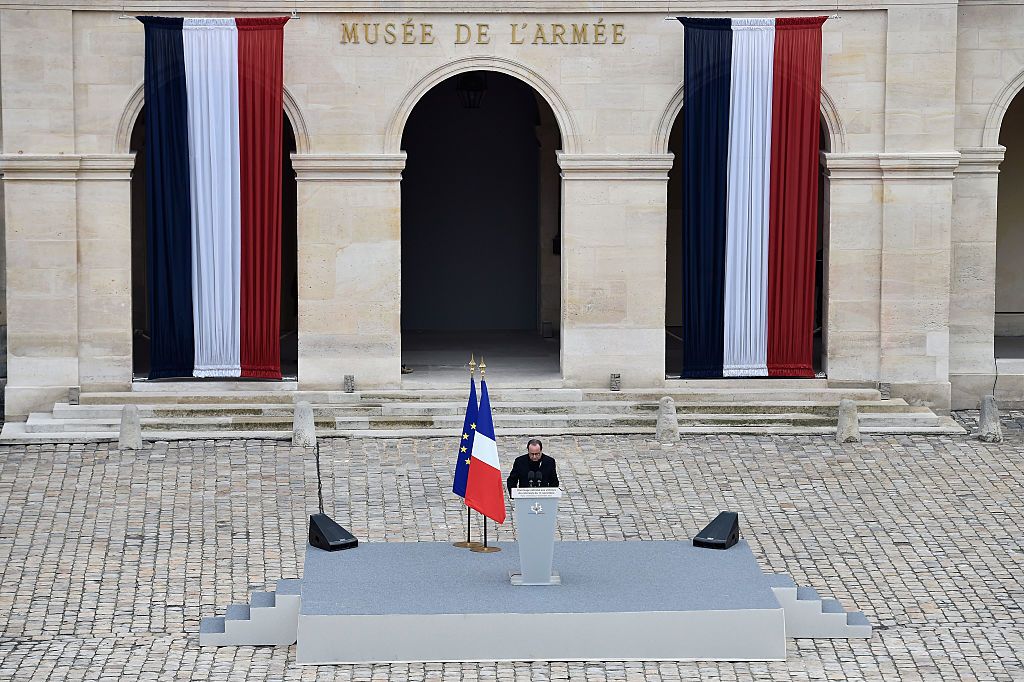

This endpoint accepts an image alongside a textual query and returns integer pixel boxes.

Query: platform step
[199,616,225,634]
[250,591,276,609]
[771,576,872,639]
[201,581,302,647]
[225,604,250,621]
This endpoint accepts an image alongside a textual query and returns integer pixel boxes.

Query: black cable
[314,441,325,515]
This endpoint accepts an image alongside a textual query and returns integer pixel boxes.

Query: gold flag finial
[469,353,476,375]
[479,356,486,378]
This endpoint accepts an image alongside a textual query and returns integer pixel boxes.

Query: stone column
[0,155,80,419]
[878,153,960,410]
[76,154,136,392]
[950,147,1004,408]
[291,154,406,390]
[557,153,674,388]
[821,154,883,386]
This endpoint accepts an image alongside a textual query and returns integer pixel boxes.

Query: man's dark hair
[527,438,543,450]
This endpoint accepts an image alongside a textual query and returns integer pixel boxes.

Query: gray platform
[296,540,787,664]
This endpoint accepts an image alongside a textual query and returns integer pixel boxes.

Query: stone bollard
[836,399,861,444]
[118,404,143,450]
[293,400,316,448]
[656,396,680,443]
[978,394,1003,443]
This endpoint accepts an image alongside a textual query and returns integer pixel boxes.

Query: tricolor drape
[139,16,287,379]
[677,16,825,378]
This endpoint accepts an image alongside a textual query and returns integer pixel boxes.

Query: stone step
[581,388,882,402]
[81,391,298,405]
[333,414,657,430]
[82,385,882,406]
[665,378,830,389]
[857,411,940,427]
[132,380,298,393]
[55,398,916,421]
[674,413,834,426]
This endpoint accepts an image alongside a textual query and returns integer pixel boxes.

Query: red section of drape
[237,17,287,378]
[767,17,825,377]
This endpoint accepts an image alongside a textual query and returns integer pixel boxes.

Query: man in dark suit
[507,438,559,496]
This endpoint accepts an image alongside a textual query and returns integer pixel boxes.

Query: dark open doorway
[399,70,562,385]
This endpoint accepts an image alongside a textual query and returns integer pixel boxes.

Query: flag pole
[453,353,482,549]
[471,356,501,554]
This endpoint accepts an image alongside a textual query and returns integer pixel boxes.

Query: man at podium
[507,438,559,496]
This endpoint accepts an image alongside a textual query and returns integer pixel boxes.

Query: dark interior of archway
[400,70,562,379]
[664,114,828,377]
[995,92,1024,357]
[129,107,299,379]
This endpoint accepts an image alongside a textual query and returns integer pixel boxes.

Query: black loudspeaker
[693,511,739,550]
[309,513,358,552]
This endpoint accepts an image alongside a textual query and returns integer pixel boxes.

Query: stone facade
[1,1,1023,418]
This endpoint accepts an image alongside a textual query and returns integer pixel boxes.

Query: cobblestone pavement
[0,431,1022,681]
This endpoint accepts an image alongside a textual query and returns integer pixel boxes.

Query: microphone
[527,471,536,487]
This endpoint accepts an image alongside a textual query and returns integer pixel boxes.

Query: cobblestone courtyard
[0,426,1022,680]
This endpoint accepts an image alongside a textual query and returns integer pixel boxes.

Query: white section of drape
[184,18,242,377]
[723,18,774,377]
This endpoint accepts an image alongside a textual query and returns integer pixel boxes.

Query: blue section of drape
[140,17,195,379]
[679,18,732,378]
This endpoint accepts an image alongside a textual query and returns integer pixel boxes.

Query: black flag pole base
[470,516,502,553]
[453,505,482,548]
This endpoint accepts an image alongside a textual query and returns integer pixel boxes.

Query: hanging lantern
[455,72,487,109]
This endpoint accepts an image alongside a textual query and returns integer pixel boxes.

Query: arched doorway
[399,70,562,384]
[664,113,829,377]
[129,108,299,378]
[995,91,1024,357]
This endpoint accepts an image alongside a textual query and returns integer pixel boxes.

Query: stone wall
[1,2,1023,416]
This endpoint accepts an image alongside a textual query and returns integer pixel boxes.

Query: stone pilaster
[878,153,961,409]
[557,153,673,387]
[1,155,80,419]
[821,153,883,385]
[76,154,136,392]
[950,146,1004,409]
[291,153,406,390]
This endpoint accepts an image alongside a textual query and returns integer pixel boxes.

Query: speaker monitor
[693,511,739,550]
[309,513,358,552]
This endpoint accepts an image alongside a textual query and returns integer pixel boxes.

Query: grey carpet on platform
[301,540,778,616]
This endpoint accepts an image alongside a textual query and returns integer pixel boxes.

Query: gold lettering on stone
[511,23,527,44]
[341,22,359,44]
[532,24,549,45]
[455,23,472,44]
[476,23,490,45]
[551,24,567,45]
[571,23,588,44]
[421,23,435,44]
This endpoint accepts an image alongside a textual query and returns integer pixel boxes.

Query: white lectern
[510,488,562,585]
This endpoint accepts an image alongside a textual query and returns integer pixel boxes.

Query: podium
[510,487,562,585]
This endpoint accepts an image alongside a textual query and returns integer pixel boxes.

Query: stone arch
[652,82,847,154]
[984,69,1024,147]
[113,81,312,154]
[385,56,580,154]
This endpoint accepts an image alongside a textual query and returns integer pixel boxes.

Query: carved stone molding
[557,153,674,181]
[955,146,1006,176]
[290,153,407,181]
[1,153,137,181]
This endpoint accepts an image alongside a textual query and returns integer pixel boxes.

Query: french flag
[677,17,825,379]
[139,16,288,379]
[464,379,506,525]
